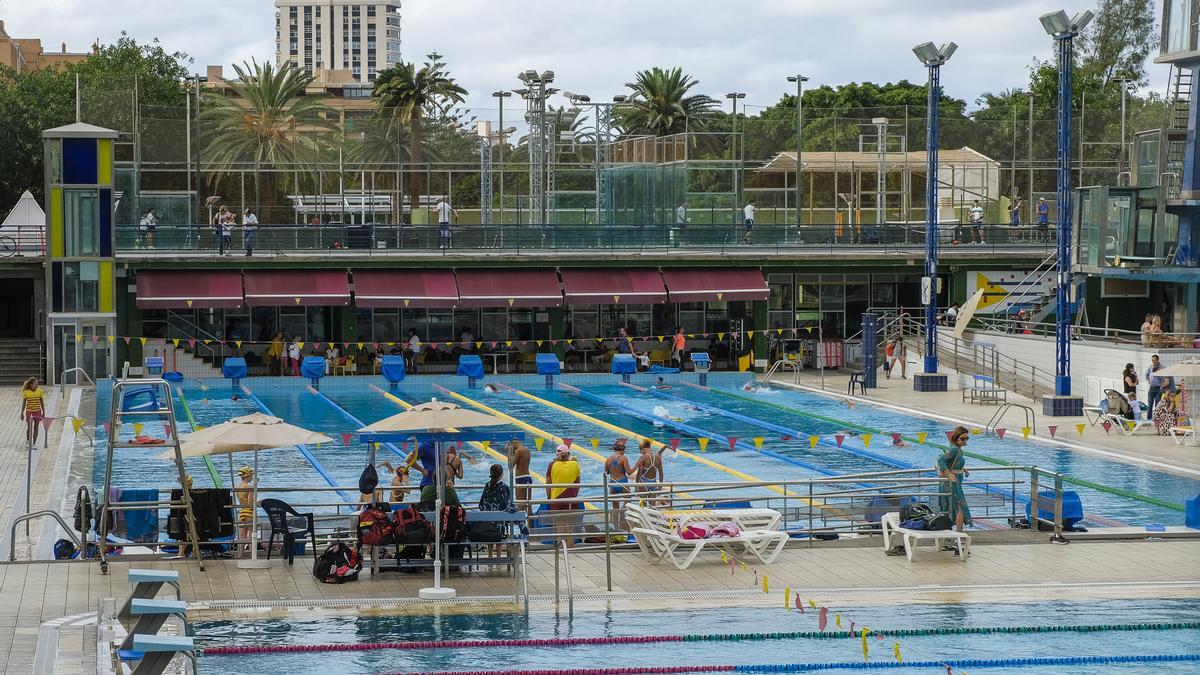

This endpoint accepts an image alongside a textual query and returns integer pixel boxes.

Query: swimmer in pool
[892,437,908,447]
[742,382,759,392]
[838,429,860,439]
[652,377,671,390]
[231,394,239,401]
[838,399,856,409]
[483,383,499,394]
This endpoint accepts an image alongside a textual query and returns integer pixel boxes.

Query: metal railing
[0,224,46,257]
[113,223,1058,257]
[986,403,1037,437]
[8,510,82,561]
[969,313,1199,348]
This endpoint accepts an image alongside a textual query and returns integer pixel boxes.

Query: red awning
[560,269,667,305]
[244,270,351,306]
[353,270,459,308]
[662,268,769,302]
[136,271,243,310]
[454,269,562,308]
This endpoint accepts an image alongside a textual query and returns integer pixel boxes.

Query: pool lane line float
[200,621,1200,655]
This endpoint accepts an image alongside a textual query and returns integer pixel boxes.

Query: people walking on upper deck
[742,201,756,244]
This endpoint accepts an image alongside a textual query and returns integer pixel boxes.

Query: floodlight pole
[788,75,808,228]
[922,62,941,375]
[1053,30,1075,397]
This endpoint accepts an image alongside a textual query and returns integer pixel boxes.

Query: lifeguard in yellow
[545,444,582,548]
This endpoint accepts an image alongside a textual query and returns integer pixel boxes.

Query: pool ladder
[553,539,574,618]
[985,403,1037,437]
[765,359,801,384]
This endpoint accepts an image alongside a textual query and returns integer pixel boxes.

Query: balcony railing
[115,223,1057,256]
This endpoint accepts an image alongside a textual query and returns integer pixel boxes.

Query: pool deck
[767,370,1200,479]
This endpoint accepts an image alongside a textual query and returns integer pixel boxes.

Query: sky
[0,0,1167,117]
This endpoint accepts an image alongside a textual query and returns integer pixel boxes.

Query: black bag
[393,505,433,544]
[899,502,933,522]
[313,541,362,583]
[72,487,93,533]
[921,513,954,531]
[359,463,379,497]
[440,505,468,543]
[467,521,503,543]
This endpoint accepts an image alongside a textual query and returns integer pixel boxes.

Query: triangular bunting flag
[590,438,600,451]
[995,428,1006,440]
[1101,420,1112,434]
[747,331,755,339]
[536,340,543,347]
[41,417,52,430]
[697,437,710,452]
[313,342,321,350]
[784,587,791,609]
[970,428,982,435]
[781,435,791,441]
[752,437,764,449]
[481,441,491,451]
[669,438,680,451]
[727,437,737,450]
[505,341,513,347]
[819,607,828,632]
[341,433,352,447]
[809,435,819,448]
[1021,426,1031,439]
[894,642,902,662]
[916,431,927,444]
[123,336,131,345]
[835,434,845,447]
[1075,423,1086,437]
[133,423,144,435]
[106,335,114,343]
[71,418,84,433]
[534,437,545,451]
[562,438,573,448]
[808,599,817,609]
[235,340,242,348]
[836,614,842,628]
[944,430,956,443]
[717,333,725,341]
[795,594,803,612]
[172,338,180,348]
[1048,425,1058,438]
[761,575,768,592]
[861,433,872,449]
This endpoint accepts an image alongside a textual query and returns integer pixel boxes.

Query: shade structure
[560,269,667,305]
[454,269,562,308]
[1156,358,1200,379]
[953,287,986,338]
[244,270,350,306]
[357,399,508,434]
[353,269,459,308]
[136,271,244,310]
[662,268,769,302]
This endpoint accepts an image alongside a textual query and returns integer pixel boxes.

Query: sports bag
[921,513,954,531]
[357,506,394,546]
[899,502,933,522]
[393,505,433,544]
[467,521,504,543]
[441,505,468,543]
[313,542,362,583]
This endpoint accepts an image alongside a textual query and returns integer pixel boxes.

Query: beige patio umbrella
[158,412,332,568]
[953,287,986,338]
[356,399,507,599]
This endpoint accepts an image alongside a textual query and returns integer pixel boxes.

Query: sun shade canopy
[353,270,459,308]
[244,270,350,306]
[453,269,563,308]
[560,269,667,305]
[662,268,769,302]
[136,271,243,310]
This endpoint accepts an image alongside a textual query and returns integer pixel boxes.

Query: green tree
[616,67,717,137]
[200,60,337,221]
[1081,0,1159,85]
[372,54,467,222]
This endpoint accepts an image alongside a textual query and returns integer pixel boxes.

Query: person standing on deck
[267,332,285,376]
[604,439,633,530]
[937,427,972,543]
[405,328,422,374]
[671,327,687,369]
[433,198,458,250]
[506,439,533,515]
[1036,197,1050,242]
[242,208,259,256]
[235,466,255,554]
[546,445,582,548]
[287,338,301,376]
[20,377,45,447]
[742,201,756,244]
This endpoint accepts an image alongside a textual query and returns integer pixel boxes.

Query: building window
[367,5,376,16]
[386,40,400,52]
[63,189,98,256]
[61,261,100,313]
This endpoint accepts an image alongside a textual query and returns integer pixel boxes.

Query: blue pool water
[93,373,1200,526]
[194,598,1200,673]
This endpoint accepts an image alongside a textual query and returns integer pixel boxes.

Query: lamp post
[871,117,889,230]
[912,41,957,382]
[1111,75,1134,179]
[726,92,746,221]
[1040,8,1094,412]
[787,75,808,228]
[492,91,512,225]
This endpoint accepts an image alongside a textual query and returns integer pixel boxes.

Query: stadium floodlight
[1039,9,1092,36]
[612,95,628,103]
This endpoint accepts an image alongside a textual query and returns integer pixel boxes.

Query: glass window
[224,312,251,342]
[252,307,278,342]
[45,139,62,183]
[599,305,626,338]
[871,283,897,306]
[306,307,331,342]
[61,261,99,313]
[677,303,704,334]
[626,304,652,337]
[479,309,508,341]
[706,302,730,334]
[63,189,98,256]
[371,309,399,344]
[142,309,167,339]
[652,303,676,336]
[1165,0,1193,53]
[567,307,598,341]
[427,310,454,342]
[279,307,306,341]
[796,284,819,309]
[820,283,845,307]
[768,274,792,311]
[509,309,534,341]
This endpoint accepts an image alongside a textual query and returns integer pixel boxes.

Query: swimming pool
[92,372,1199,527]
[193,598,1200,673]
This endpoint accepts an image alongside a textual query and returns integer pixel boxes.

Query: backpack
[357,506,394,547]
[440,505,468,543]
[393,505,433,544]
[53,539,77,560]
[899,502,933,522]
[359,463,379,497]
[467,521,504,543]
[73,487,93,534]
[313,542,362,584]
[921,513,954,531]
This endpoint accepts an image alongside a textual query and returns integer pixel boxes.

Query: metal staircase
[1165,65,1192,197]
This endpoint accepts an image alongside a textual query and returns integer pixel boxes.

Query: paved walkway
[773,369,1200,478]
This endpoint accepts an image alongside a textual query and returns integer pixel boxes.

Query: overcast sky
[1,0,1167,116]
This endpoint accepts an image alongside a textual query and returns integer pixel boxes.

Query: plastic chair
[259,498,317,564]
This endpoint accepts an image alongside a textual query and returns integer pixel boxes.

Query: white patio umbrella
[158,412,332,568]
[357,399,507,599]
[1156,359,1200,445]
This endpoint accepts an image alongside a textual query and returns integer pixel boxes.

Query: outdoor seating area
[625,503,789,570]
[880,512,970,562]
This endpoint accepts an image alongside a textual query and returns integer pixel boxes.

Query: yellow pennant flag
[835,613,842,628]
[480,441,491,452]
[894,642,902,662]
[762,575,769,593]
[1021,426,1031,439]
[106,335,115,343]
[970,428,982,435]
[565,339,574,346]
[475,341,484,348]
[139,337,148,346]
[172,339,180,348]
[808,435,819,449]
[71,418,84,433]
[536,340,544,347]
[133,423,144,435]
[1075,423,1086,437]
[298,342,305,350]
[74,334,82,342]
[590,438,600,451]
[357,342,364,350]
[717,332,725,341]
[861,433,872,449]
[203,339,211,345]
[784,587,791,609]
[235,340,242,348]
[752,437,764,449]
[748,331,755,339]
[861,628,869,661]
[916,431,927,444]
[505,341,513,347]
[534,437,546,452]
[697,437,710,452]
[808,599,817,609]
[721,551,728,563]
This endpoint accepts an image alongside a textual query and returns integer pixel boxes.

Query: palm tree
[200,60,337,221]
[616,67,718,137]
[372,55,467,222]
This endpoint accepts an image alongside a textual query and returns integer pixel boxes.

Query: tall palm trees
[616,67,717,136]
[372,55,467,222]
[201,60,336,220]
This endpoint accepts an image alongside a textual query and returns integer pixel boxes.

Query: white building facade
[275,0,402,82]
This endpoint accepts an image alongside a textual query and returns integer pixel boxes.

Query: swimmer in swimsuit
[235,466,255,554]
[506,439,533,514]
[633,438,666,504]
[604,439,633,530]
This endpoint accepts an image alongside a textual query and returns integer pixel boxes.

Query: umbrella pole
[238,448,271,569]
[420,438,455,599]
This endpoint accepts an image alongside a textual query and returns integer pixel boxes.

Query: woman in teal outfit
[937,426,972,532]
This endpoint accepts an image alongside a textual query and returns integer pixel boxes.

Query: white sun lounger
[626,504,788,569]
[1170,426,1194,445]
[881,512,970,562]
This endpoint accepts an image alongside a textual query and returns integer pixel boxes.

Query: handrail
[555,539,575,617]
[59,367,96,389]
[986,403,1037,437]
[764,359,801,383]
[901,314,1056,398]
[164,310,221,367]
[9,510,81,561]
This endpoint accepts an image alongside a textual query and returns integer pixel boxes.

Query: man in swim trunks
[507,439,533,514]
[605,439,633,529]
[546,444,582,548]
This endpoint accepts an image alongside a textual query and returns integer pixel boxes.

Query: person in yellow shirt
[20,377,45,446]
[266,332,285,376]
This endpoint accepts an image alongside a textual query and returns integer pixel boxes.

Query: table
[483,352,510,374]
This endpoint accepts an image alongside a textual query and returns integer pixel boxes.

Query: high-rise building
[274,1,402,82]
